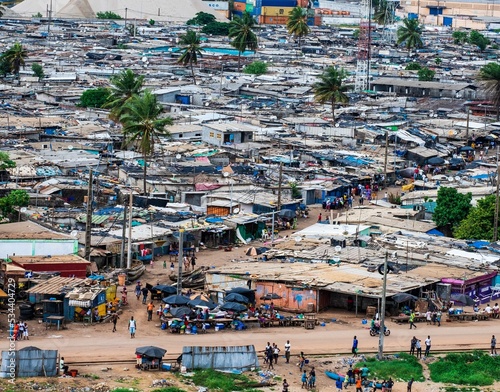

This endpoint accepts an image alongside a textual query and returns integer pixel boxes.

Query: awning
[0,288,7,298]
[68,299,91,308]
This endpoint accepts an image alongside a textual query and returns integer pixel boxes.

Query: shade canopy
[391,293,418,303]
[450,293,474,306]
[170,306,193,318]
[162,294,190,306]
[224,292,249,303]
[187,297,217,309]
[152,285,177,295]
[135,346,166,359]
[278,209,296,220]
[220,302,247,312]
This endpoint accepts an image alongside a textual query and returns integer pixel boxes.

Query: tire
[369,329,376,336]
[385,329,391,336]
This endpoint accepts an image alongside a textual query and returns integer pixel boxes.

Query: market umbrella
[260,293,282,300]
[227,287,255,304]
[450,293,475,306]
[162,294,190,306]
[135,346,167,359]
[427,157,445,165]
[277,209,296,220]
[169,306,193,318]
[152,285,177,295]
[459,146,474,152]
[224,292,249,303]
[187,297,217,309]
[391,293,418,303]
[245,247,263,256]
[220,302,247,312]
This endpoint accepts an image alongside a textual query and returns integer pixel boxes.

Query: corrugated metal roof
[26,276,84,295]
[77,214,112,225]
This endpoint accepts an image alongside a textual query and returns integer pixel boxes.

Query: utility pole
[466,107,470,141]
[84,170,93,261]
[126,191,133,269]
[47,0,52,39]
[493,146,500,241]
[119,203,127,268]
[124,8,128,29]
[383,131,389,189]
[177,229,184,295]
[377,252,389,360]
[277,162,283,211]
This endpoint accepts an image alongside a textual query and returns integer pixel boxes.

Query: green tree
[80,88,111,108]
[31,63,44,79]
[0,152,16,170]
[96,11,122,19]
[289,182,301,199]
[1,42,28,77]
[454,194,497,240]
[405,62,422,71]
[397,18,423,52]
[452,31,468,45]
[478,62,500,120]
[187,11,216,25]
[312,66,349,124]
[177,30,204,85]
[229,12,258,71]
[287,7,310,47]
[243,61,268,75]
[202,22,231,36]
[149,19,155,26]
[104,69,145,121]
[32,12,43,18]
[120,91,173,194]
[373,0,390,25]
[418,67,435,81]
[432,187,472,236]
[435,57,442,65]
[469,30,489,51]
[0,190,29,221]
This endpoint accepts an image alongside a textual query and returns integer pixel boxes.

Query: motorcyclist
[370,318,380,333]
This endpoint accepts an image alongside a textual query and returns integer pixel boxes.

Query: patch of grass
[152,388,187,392]
[356,353,424,382]
[111,388,140,392]
[190,369,257,392]
[429,351,500,386]
[441,388,483,392]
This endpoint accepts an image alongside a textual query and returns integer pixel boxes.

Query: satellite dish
[20,207,27,213]
[294,236,302,243]
[233,208,240,214]
[223,171,229,177]
[141,56,147,62]
[335,245,342,252]
[68,145,74,150]
[70,230,79,237]
[176,154,181,160]
[334,123,340,128]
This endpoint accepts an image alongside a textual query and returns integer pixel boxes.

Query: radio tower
[354,0,372,92]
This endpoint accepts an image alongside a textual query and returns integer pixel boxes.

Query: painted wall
[255,282,318,312]
[0,239,78,258]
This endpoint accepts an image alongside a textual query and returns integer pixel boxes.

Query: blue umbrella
[170,306,193,318]
[187,297,217,309]
[152,285,177,295]
[162,294,190,306]
[224,292,249,303]
[221,302,247,312]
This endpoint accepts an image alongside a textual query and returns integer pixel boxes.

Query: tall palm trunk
[190,60,196,85]
[331,99,336,124]
[238,52,241,72]
[143,154,148,195]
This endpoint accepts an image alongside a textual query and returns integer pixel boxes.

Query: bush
[96,11,122,19]
[243,61,268,75]
[79,88,111,108]
[418,67,435,81]
[357,353,424,382]
[202,21,231,36]
[405,62,422,71]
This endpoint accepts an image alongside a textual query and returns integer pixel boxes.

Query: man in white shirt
[284,340,291,363]
[485,304,492,317]
[424,336,431,357]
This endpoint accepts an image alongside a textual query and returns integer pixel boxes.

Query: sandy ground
[3,203,500,391]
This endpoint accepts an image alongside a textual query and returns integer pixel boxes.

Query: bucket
[118,273,126,286]
[162,363,171,371]
[362,319,367,325]
[215,326,219,332]
[69,369,78,377]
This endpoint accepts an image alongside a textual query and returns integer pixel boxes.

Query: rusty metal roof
[26,276,84,295]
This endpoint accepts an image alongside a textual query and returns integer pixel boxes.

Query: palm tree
[478,62,500,120]
[229,12,258,71]
[373,0,389,25]
[104,69,145,121]
[120,90,173,194]
[178,30,204,85]
[397,18,423,53]
[312,66,349,124]
[2,42,28,77]
[287,7,310,47]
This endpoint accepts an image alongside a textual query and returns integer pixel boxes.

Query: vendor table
[448,312,490,322]
[46,315,66,330]
[390,315,427,324]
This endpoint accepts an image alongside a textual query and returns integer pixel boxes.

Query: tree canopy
[397,18,423,52]
[452,31,468,45]
[432,187,472,236]
[478,62,500,120]
[96,11,122,19]
[229,12,258,70]
[177,30,204,84]
[287,7,310,47]
[104,69,145,121]
[0,190,29,221]
[243,61,268,75]
[469,30,489,51]
[418,67,435,81]
[312,66,349,124]
[0,152,16,171]
[80,88,111,108]
[202,21,231,36]
[454,194,497,241]
[187,11,216,26]
[1,42,28,76]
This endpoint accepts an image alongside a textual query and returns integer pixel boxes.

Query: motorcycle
[369,326,390,336]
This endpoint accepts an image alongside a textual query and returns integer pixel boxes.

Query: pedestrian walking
[491,335,497,355]
[128,316,136,338]
[355,377,362,392]
[424,336,431,357]
[409,311,417,329]
[336,378,343,392]
[147,301,154,321]
[135,281,142,300]
[263,342,271,364]
[284,340,291,363]
[170,261,175,272]
[191,255,197,270]
[346,366,355,387]
[415,339,422,359]
[163,260,166,269]
[282,379,289,392]
[301,370,308,389]
[410,336,417,356]
[407,377,414,392]
[141,287,148,304]
[267,348,274,370]
[436,310,442,327]
[273,343,280,364]
[112,313,119,332]
[299,351,306,371]
[352,335,359,356]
